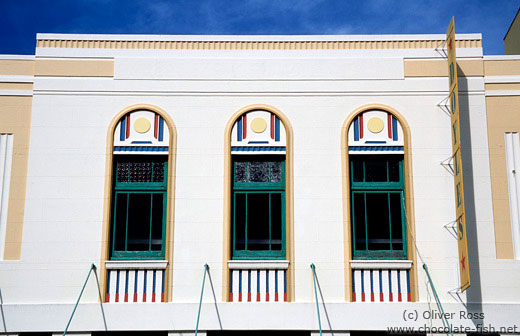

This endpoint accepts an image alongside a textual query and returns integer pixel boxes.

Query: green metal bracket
[62,263,96,336]
[310,264,322,336]
[195,264,209,336]
[423,264,454,336]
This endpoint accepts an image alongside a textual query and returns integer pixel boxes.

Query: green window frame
[232,156,286,259]
[110,155,168,260]
[350,155,407,260]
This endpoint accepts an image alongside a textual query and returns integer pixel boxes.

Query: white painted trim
[0,55,35,60]
[485,76,520,84]
[228,260,290,270]
[0,76,34,83]
[0,90,33,96]
[484,55,520,60]
[0,134,13,260]
[32,91,485,97]
[505,133,520,260]
[349,260,412,270]
[105,260,168,270]
[485,91,520,96]
[36,33,481,42]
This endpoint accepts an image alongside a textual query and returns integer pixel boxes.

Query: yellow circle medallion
[367,117,384,134]
[134,117,151,134]
[251,117,267,133]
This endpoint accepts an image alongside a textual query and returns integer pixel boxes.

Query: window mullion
[388,192,393,251]
[149,194,153,252]
[364,193,368,251]
[269,193,272,251]
[245,193,248,251]
[112,193,118,255]
[125,193,129,251]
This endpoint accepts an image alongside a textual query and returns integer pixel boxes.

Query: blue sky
[1,0,518,55]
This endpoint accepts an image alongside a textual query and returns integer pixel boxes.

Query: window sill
[350,259,412,270]
[105,260,168,270]
[228,260,290,270]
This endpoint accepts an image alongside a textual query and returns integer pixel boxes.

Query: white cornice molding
[228,260,290,270]
[350,260,413,270]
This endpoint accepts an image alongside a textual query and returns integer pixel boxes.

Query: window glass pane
[270,162,282,182]
[365,160,388,182]
[116,159,166,183]
[130,162,153,182]
[247,193,270,250]
[117,162,129,182]
[151,194,164,251]
[352,159,364,182]
[366,193,391,250]
[153,162,165,182]
[235,162,247,182]
[390,193,404,251]
[113,193,128,251]
[127,193,152,251]
[270,193,282,250]
[234,193,246,251]
[353,193,366,251]
[248,161,269,182]
[388,159,400,182]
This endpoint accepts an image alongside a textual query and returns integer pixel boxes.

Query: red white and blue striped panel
[229,269,286,302]
[106,269,165,303]
[352,269,411,302]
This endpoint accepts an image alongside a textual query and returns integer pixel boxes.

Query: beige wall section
[0,60,34,76]
[505,9,520,55]
[36,38,481,50]
[486,96,520,259]
[0,96,32,260]
[0,83,34,90]
[486,83,520,91]
[484,60,520,76]
[404,59,484,77]
[35,59,114,77]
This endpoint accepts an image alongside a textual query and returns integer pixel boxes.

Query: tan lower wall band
[404,59,484,77]
[485,83,520,91]
[0,83,33,90]
[486,95,520,259]
[35,59,114,77]
[0,96,32,260]
[0,60,34,76]
[484,60,520,76]
[36,39,481,50]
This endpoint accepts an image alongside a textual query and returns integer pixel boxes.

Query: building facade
[0,33,520,335]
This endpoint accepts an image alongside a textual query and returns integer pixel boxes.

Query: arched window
[225,106,292,303]
[230,110,287,259]
[348,110,407,260]
[110,109,170,260]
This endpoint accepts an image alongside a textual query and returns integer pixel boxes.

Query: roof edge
[36,33,482,42]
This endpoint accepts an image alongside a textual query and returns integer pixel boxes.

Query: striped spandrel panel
[352,269,411,303]
[229,268,287,302]
[106,268,165,303]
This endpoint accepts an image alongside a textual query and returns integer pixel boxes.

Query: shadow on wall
[457,66,483,325]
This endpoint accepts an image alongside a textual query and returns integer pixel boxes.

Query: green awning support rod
[195,264,209,336]
[310,264,322,336]
[0,288,7,333]
[423,264,454,336]
[63,263,96,336]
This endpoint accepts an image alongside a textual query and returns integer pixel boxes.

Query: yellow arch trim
[222,104,295,301]
[100,103,177,302]
[340,103,418,302]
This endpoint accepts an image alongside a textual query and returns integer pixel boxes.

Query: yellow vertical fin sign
[447,17,470,291]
